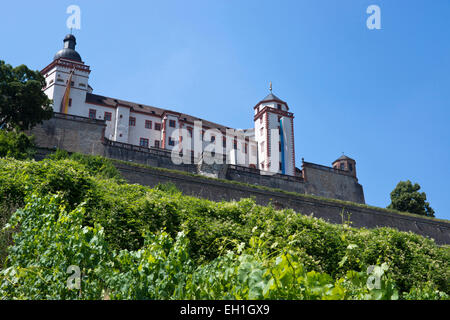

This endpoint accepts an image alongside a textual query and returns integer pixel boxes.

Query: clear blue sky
[1,0,449,220]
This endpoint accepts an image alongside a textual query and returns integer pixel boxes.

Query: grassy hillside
[0,154,449,299]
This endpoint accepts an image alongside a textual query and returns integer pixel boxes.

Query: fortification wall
[114,162,450,245]
[30,115,366,203]
[226,165,307,194]
[30,114,450,244]
[29,113,106,155]
[303,162,365,204]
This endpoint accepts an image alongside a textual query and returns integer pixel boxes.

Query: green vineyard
[0,153,449,300]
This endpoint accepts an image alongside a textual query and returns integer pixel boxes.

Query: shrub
[0,195,400,300]
[47,150,122,180]
[0,130,35,160]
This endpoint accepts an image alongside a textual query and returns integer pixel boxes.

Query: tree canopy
[388,180,435,217]
[0,60,53,131]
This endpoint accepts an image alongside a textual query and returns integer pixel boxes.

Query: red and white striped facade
[41,35,296,176]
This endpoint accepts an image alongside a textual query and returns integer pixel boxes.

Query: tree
[388,180,435,217]
[0,60,53,131]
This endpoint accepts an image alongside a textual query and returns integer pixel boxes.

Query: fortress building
[36,34,365,204]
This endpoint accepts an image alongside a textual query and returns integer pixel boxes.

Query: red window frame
[88,109,96,119]
[145,120,152,129]
[169,120,176,128]
[154,123,161,131]
[129,117,136,126]
[104,112,112,121]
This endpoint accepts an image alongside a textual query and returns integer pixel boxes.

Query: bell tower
[41,34,91,117]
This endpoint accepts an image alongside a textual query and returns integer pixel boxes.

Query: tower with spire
[253,84,296,176]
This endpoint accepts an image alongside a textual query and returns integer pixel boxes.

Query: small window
[260,117,263,124]
[211,135,215,142]
[140,138,149,147]
[233,139,237,150]
[155,123,161,131]
[222,137,226,148]
[168,137,175,146]
[169,120,176,128]
[277,104,281,110]
[88,109,96,119]
[349,163,353,172]
[244,143,248,154]
[79,83,86,87]
[129,117,136,126]
[70,81,74,87]
[154,140,160,148]
[104,112,112,121]
[145,120,152,129]
[279,162,282,170]
[340,163,345,170]
[68,98,72,107]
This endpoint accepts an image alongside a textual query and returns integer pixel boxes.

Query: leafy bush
[0,194,401,300]
[47,150,122,180]
[0,194,109,299]
[0,130,35,160]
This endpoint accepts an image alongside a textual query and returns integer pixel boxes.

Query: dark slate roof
[54,49,82,62]
[261,93,284,102]
[85,93,236,132]
[54,34,82,62]
[334,155,355,162]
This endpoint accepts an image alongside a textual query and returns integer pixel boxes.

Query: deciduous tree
[0,60,52,131]
[388,180,435,217]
